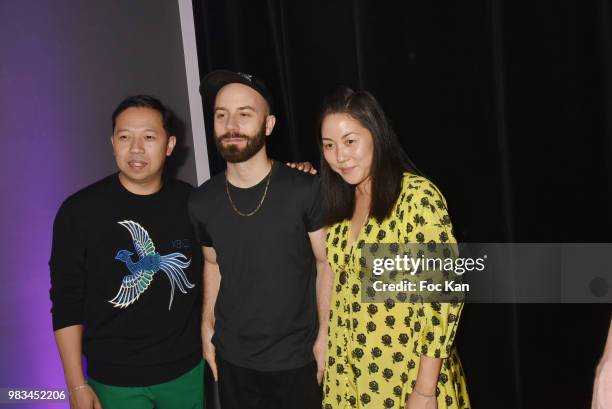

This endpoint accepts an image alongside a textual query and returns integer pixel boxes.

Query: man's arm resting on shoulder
[286,161,317,175]
[308,228,334,385]
[202,246,221,382]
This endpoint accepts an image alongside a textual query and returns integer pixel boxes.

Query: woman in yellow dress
[318,87,470,409]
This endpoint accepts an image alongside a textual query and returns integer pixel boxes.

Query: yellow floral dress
[322,173,470,409]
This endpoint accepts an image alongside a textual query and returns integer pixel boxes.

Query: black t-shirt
[188,161,324,371]
[49,174,202,386]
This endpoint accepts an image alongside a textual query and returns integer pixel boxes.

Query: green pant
[89,360,204,409]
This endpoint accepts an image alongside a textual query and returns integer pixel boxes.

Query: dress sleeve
[398,177,463,359]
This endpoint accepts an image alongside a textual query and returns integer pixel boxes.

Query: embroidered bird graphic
[110,220,194,310]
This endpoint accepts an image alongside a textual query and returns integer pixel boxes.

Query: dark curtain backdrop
[193,1,612,408]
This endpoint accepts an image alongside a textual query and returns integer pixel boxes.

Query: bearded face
[212,83,275,163]
[214,120,267,163]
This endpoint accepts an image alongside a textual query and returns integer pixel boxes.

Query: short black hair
[318,87,421,225]
[112,95,174,135]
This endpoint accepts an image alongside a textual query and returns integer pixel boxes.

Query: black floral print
[322,173,470,409]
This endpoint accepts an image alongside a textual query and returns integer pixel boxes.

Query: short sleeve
[303,176,325,232]
[399,176,464,359]
[49,200,87,331]
[187,192,213,247]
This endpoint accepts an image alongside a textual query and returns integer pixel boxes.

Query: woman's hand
[407,355,441,409]
[405,391,437,409]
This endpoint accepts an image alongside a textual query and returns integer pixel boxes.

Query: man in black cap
[188,70,333,409]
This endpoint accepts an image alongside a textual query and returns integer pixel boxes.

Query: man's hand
[69,385,102,409]
[308,227,333,386]
[54,326,101,409]
[202,325,218,382]
[202,246,221,382]
[286,162,317,175]
[405,391,437,409]
[313,333,328,385]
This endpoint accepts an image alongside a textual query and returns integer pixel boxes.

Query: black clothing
[217,354,322,409]
[50,174,202,386]
[188,161,324,371]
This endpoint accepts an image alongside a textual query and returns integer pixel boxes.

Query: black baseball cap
[199,70,275,114]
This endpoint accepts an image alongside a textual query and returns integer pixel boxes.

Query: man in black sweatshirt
[50,95,204,409]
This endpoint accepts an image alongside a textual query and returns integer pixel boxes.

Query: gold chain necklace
[225,161,273,217]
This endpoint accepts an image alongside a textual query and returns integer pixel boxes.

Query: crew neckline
[226,160,277,191]
[114,172,168,198]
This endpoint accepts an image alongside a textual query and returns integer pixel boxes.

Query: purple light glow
[1,21,73,393]
[0,1,115,402]
[1,3,198,408]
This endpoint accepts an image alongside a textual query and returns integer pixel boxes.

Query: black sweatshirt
[49,174,202,386]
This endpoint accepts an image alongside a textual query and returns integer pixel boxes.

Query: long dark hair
[318,87,420,225]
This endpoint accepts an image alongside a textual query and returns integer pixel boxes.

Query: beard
[214,123,267,163]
